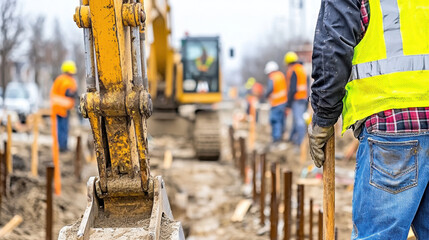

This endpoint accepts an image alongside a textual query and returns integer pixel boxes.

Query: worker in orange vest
[50,60,78,151]
[284,52,309,146]
[245,77,264,121]
[264,61,288,142]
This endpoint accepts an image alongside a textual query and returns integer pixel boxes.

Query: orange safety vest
[252,82,264,97]
[286,63,308,100]
[268,71,288,107]
[50,74,77,117]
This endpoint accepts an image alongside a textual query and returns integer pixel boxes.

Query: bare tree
[72,40,85,95]
[28,16,45,85]
[44,19,67,81]
[0,0,24,93]
[240,33,310,89]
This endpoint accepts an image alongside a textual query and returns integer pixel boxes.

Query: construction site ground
[0,101,358,239]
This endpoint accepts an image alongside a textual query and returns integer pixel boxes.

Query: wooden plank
[230,199,252,222]
[0,215,23,237]
[31,113,39,177]
[6,114,12,174]
[163,150,173,169]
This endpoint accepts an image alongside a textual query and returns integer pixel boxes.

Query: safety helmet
[264,61,279,74]
[284,51,298,64]
[61,60,77,74]
[245,77,256,90]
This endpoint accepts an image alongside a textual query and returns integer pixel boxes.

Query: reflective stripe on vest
[268,71,287,107]
[342,0,429,133]
[286,63,308,100]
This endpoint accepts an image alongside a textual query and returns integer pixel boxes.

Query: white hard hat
[264,61,279,74]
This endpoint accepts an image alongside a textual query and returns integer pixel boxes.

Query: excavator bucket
[59,176,184,240]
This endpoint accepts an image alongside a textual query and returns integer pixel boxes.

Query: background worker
[309,0,429,238]
[284,51,308,146]
[245,77,264,122]
[50,60,78,152]
[264,61,287,143]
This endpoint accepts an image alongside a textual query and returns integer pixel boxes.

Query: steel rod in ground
[260,153,266,226]
[335,227,338,240]
[46,165,54,240]
[318,209,323,240]
[270,162,278,240]
[239,137,246,182]
[283,170,292,240]
[252,150,257,203]
[309,198,314,240]
[75,135,82,182]
[229,126,236,162]
[323,136,335,240]
[297,184,305,240]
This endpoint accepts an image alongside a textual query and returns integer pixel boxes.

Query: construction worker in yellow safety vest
[284,52,309,146]
[50,61,78,151]
[195,48,214,93]
[264,61,288,142]
[309,0,429,238]
[195,48,214,73]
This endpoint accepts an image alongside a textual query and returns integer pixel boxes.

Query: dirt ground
[0,101,358,239]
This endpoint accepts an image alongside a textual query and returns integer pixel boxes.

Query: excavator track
[194,111,221,160]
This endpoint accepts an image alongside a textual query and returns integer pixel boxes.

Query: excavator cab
[176,37,222,104]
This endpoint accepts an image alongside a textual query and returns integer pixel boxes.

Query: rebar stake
[46,165,54,240]
[260,153,266,226]
[283,170,292,240]
[270,162,278,240]
[297,184,305,240]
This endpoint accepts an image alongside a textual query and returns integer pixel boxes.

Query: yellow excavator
[59,0,184,239]
[145,0,222,160]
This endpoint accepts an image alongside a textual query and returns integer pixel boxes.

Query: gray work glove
[308,123,334,168]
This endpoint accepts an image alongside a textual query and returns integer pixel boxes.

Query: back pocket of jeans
[369,138,418,194]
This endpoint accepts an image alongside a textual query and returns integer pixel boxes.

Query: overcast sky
[21,0,321,84]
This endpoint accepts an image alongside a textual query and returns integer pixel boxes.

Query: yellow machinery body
[145,0,222,106]
[145,0,222,160]
[59,0,184,239]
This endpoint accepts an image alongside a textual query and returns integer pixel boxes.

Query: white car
[3,82,39,123]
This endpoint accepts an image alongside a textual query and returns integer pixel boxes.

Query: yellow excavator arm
[58,0,184,239]
[145,0,176,99]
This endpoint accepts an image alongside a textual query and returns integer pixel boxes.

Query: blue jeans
[57,115,69,151]
[270,104,286,142]
[352,128,429,239]
[289,100,307,145]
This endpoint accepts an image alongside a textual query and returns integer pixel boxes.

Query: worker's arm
[286,72,297,108]
[309,0,362,168]
[311,0,362,127]
[264,79,273,99]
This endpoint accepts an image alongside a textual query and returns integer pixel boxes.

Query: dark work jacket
[311,0,363,127]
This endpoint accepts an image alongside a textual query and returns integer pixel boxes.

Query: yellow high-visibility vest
[342,0,429,133]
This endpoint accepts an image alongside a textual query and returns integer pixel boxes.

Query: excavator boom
[59,0,184,239]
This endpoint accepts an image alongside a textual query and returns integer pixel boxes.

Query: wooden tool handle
[323,134,335,240]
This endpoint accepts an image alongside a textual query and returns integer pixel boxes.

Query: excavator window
[182,37,220,93]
